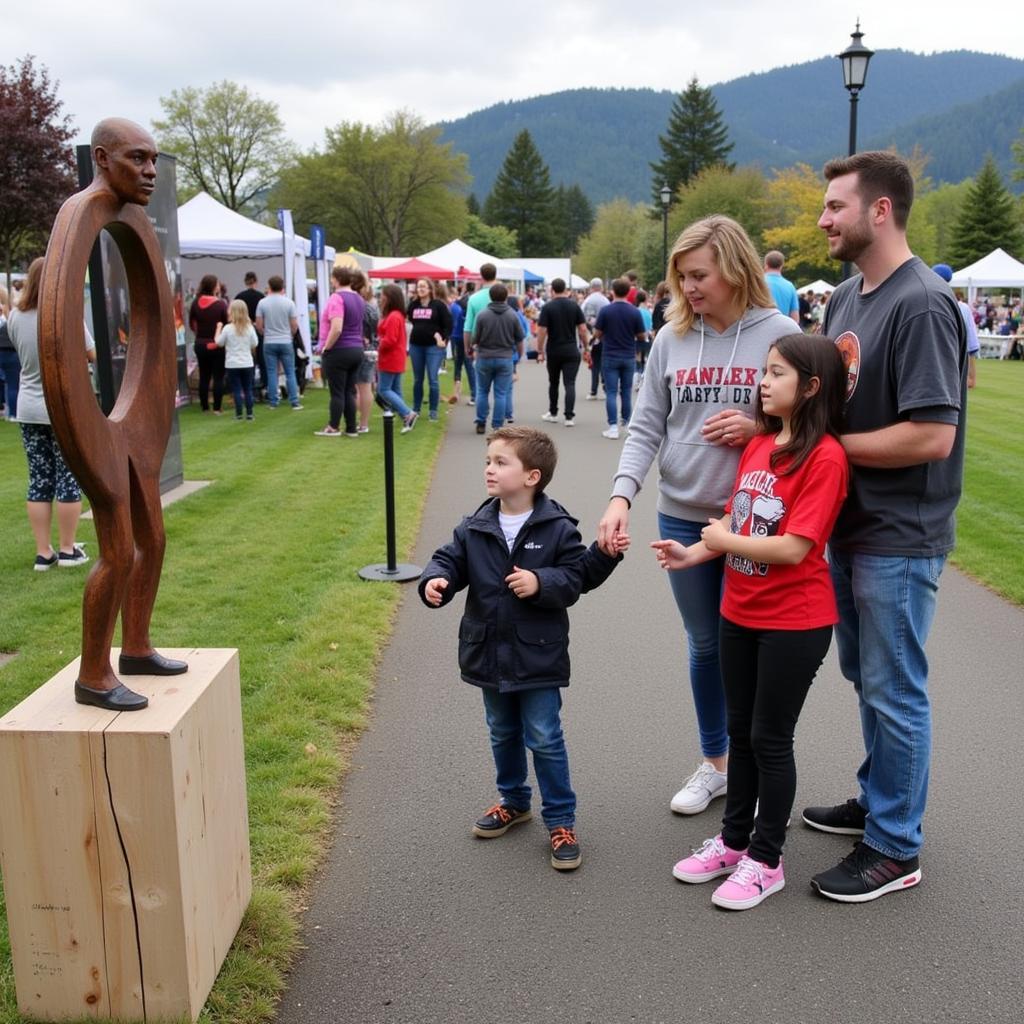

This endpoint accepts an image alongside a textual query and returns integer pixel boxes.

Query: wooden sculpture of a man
[38,118,187,711]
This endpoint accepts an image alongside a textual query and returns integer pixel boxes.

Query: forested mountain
[437,50,1024,204]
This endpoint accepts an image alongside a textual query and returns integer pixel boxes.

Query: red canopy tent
[368,257,454,280]
[455,265,482,281]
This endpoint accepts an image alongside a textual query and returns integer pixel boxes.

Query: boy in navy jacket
[420,426,626,870]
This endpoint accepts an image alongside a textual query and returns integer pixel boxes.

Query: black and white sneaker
[550,826,581,870]
[802,797,866,835]
[811,841,921,903]
[58,544,89,568]
[34,551,58,572]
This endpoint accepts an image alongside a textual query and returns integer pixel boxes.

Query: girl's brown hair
[755,333,847,475]
[379,283,406,317]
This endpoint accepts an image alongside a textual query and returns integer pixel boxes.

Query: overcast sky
[10,0,1024,150]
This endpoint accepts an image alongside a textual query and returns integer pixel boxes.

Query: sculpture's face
[96,124,158,206]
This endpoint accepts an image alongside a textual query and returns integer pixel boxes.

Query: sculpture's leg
[78,475,133,691]
[120,458,165,658]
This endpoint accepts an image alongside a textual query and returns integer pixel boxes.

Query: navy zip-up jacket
[418,493,621,693]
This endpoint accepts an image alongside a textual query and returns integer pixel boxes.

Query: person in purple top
[315,266,366,437]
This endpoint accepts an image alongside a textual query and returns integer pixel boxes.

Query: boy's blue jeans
[481,686,575,829]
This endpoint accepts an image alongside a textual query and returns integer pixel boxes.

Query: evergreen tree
[650,77,733,207]
[466,192,481,216]
[483,129,556,256]
[949,156,1024,266]
[551,184,594,255]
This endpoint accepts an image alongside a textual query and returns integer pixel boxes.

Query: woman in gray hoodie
[597,216,796,818]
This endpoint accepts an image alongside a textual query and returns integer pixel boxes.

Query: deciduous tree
[153,80,294,215]
[484,130,556,256]
[650,77,733,206]
[463,215,518,259]
[273,111,468,255]
[0,55,75,286]
[763,163,836,281]
[575,200,651,284]
[667,165,768,251]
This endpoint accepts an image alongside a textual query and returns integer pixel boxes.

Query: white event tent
[177,192,336,356]
[798,279,836,294]
[949,248,1024,302]
[416,239,525,286]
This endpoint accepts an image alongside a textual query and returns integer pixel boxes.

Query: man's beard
[830,215,873,264]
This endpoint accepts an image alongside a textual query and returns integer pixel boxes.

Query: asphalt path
[277,360,1023,1024]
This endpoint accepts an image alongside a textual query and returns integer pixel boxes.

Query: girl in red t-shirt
[652,333,848,911]
[375,284,417,433]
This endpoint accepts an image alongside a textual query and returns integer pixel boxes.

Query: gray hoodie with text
[611,306,796,522]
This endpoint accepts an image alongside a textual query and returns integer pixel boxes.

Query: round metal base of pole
[358,563,423,582]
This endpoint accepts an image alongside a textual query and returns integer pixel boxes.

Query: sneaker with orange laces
[472,802,532,838]
[549,826,581,870]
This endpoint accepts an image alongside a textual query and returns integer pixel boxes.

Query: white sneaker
[601,425,620,439]
[585,393,600,401]
[670,762,728,815]
[541,411,559,423]
[564,418,575,427]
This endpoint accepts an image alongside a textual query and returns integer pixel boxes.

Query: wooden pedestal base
[0,649,252,1021]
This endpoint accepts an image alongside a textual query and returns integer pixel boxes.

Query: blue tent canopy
[522,268,544,284]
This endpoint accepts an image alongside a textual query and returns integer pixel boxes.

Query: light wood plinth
[0,649,252,1021]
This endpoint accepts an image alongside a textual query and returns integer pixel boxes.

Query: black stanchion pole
[359,396,422,582]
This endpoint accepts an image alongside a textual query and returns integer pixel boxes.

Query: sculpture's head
[91,118,158,206]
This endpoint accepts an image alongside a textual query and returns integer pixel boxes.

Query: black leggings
[546,350,581,419]
[588,342,602,396]
[719,617,832,867]
[195,343,226,411]
[323,346,363,432]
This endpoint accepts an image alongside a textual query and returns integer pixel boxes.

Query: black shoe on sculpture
[75,682,149,711]
[118,652,189,676]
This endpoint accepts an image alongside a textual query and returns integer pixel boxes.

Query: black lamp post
[839,21,874,279]
[840,20,873,157]
[660,183,672,276]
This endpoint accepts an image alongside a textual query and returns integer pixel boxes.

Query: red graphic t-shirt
[721,433,848,630]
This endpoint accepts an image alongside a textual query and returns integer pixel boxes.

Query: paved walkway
[277,361,1023,1024]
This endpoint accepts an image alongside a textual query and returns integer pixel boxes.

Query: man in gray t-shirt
[803,152,967,905]
[255,275,302,408]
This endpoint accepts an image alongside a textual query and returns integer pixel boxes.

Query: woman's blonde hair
[17,258,44,313]
[665,215,773,334]
[228,299,251,331]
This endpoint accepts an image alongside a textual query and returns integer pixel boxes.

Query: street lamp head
[839,20,873,94]
[660,183,672,208]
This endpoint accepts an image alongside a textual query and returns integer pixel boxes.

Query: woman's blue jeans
[829,547,944,860]
[377,370,411,419]
[481,686,575,829]
[657,512,729,759]
[409,344,445,416]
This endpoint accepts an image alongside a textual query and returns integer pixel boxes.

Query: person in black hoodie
[420,426,627,870]
[465,282,524,435]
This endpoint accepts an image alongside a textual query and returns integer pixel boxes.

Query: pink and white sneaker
[672,834,747,883]
[711,855,785,910]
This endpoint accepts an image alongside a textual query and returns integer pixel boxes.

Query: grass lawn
[951,360,1024,605]
[0,385,447,1023]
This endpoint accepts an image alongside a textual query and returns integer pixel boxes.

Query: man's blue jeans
[602,354,634,425]
[829,547,945,860]
[658,512,729,759]
[264,341,300,407]
[481,686,575,828]
[409,344,445,417]
[474,357,513,428]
